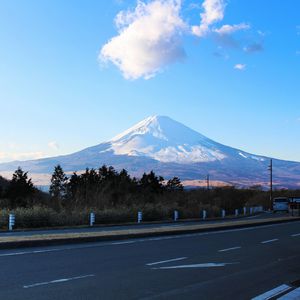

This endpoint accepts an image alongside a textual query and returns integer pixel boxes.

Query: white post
[222,209,226,218]
[138,211,143,223]
[174,210,179,221]
[235,209,239,217]
[9,214,15,231]
[243,207,247,215]
[90,212,95,226]
[250,207,253,215]
[202,210,207,220]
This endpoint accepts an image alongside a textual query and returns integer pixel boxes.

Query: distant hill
[1,115,300,188]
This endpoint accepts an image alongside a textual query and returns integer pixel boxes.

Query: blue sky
[0,0,299,163]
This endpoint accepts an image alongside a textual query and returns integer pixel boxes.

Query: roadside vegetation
[0,166,299,229]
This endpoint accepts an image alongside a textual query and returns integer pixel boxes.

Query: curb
[0,217,299,250]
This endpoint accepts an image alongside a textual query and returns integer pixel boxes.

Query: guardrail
[2,206,265,231]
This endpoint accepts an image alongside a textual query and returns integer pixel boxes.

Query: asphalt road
[0,220,299,299]
[0,211,287,238]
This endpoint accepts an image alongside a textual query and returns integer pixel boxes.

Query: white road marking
[146,257,187,266]
[23,274,95,289]
[111,241,135,245]
[0,249,61,257]
[261,239,279,244]
[152,262,239,270]
[291,233,300,237]
[278,287,300,299]
[218,246,241,252]
[1,221,299,258]
[251,284,291,300]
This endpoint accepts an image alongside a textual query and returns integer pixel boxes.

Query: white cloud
[48,141,59,150]
[192,0,225,37]
[234,63,246,70]
[100,0,187,80]
[214,23,250,35]
[0,152,44,163]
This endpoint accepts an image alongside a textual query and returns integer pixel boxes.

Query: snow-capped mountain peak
[108,115,227,163]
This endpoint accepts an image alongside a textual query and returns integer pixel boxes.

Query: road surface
[0,219,299,299]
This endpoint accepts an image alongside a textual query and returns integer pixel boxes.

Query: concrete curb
[0,217,299,250]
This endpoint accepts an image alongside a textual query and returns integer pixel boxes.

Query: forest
[0,165,298,229]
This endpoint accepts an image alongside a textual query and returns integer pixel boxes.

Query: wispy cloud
[244,42,263,53]
[214,23,250,35]
[48,141,59,150]
[297,25,300,35]
[234,63,246,71]
[100,0,187,80]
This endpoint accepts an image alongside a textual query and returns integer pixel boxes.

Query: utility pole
[206,174,210,190]
[268,159,273,210]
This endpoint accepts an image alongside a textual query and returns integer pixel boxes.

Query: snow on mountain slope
[106,115,262,164]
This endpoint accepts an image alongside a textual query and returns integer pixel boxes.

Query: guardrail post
[235,209,239,217]
[222,210,226,218]
[202,210,207,220]
[250,207,253,215]
[137,211,143,223]
[90,212,95,226]
[243,207,247,215]
[9,214,15,231]
[174,210,179,221]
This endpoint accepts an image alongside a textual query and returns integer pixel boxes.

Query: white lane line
[278,287,300,299]
[251,284,291,300]
[261,239,279,244]
[218,246,241,252]
[111,241,135,245]
[0,249,61,257]
[1,220,299,258]
[153,262,239,270]
[146,257,187,266]
[291,233,300,237]
[23,274,95,289]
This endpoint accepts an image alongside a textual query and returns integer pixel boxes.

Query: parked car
[273,197,289,213]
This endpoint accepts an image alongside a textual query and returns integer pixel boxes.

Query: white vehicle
[273,197,289,213]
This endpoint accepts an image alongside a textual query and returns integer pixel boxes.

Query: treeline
[49,165,183,211]
[1,165,299,219]
[0,165,183,211]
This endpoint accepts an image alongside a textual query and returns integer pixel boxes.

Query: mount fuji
[1,115,300,188]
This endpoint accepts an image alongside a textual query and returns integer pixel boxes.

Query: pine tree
[139,171,164,193]
[166,177,183,191]
[6,167,35,208]
[49,165,68,210]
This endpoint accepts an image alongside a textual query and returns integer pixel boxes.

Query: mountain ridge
[0,115,299,188]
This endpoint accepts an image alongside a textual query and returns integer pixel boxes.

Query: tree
[166,177,183,191]
[6,167,35,208]
[49,165,68,210]
[139,171,164,193]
